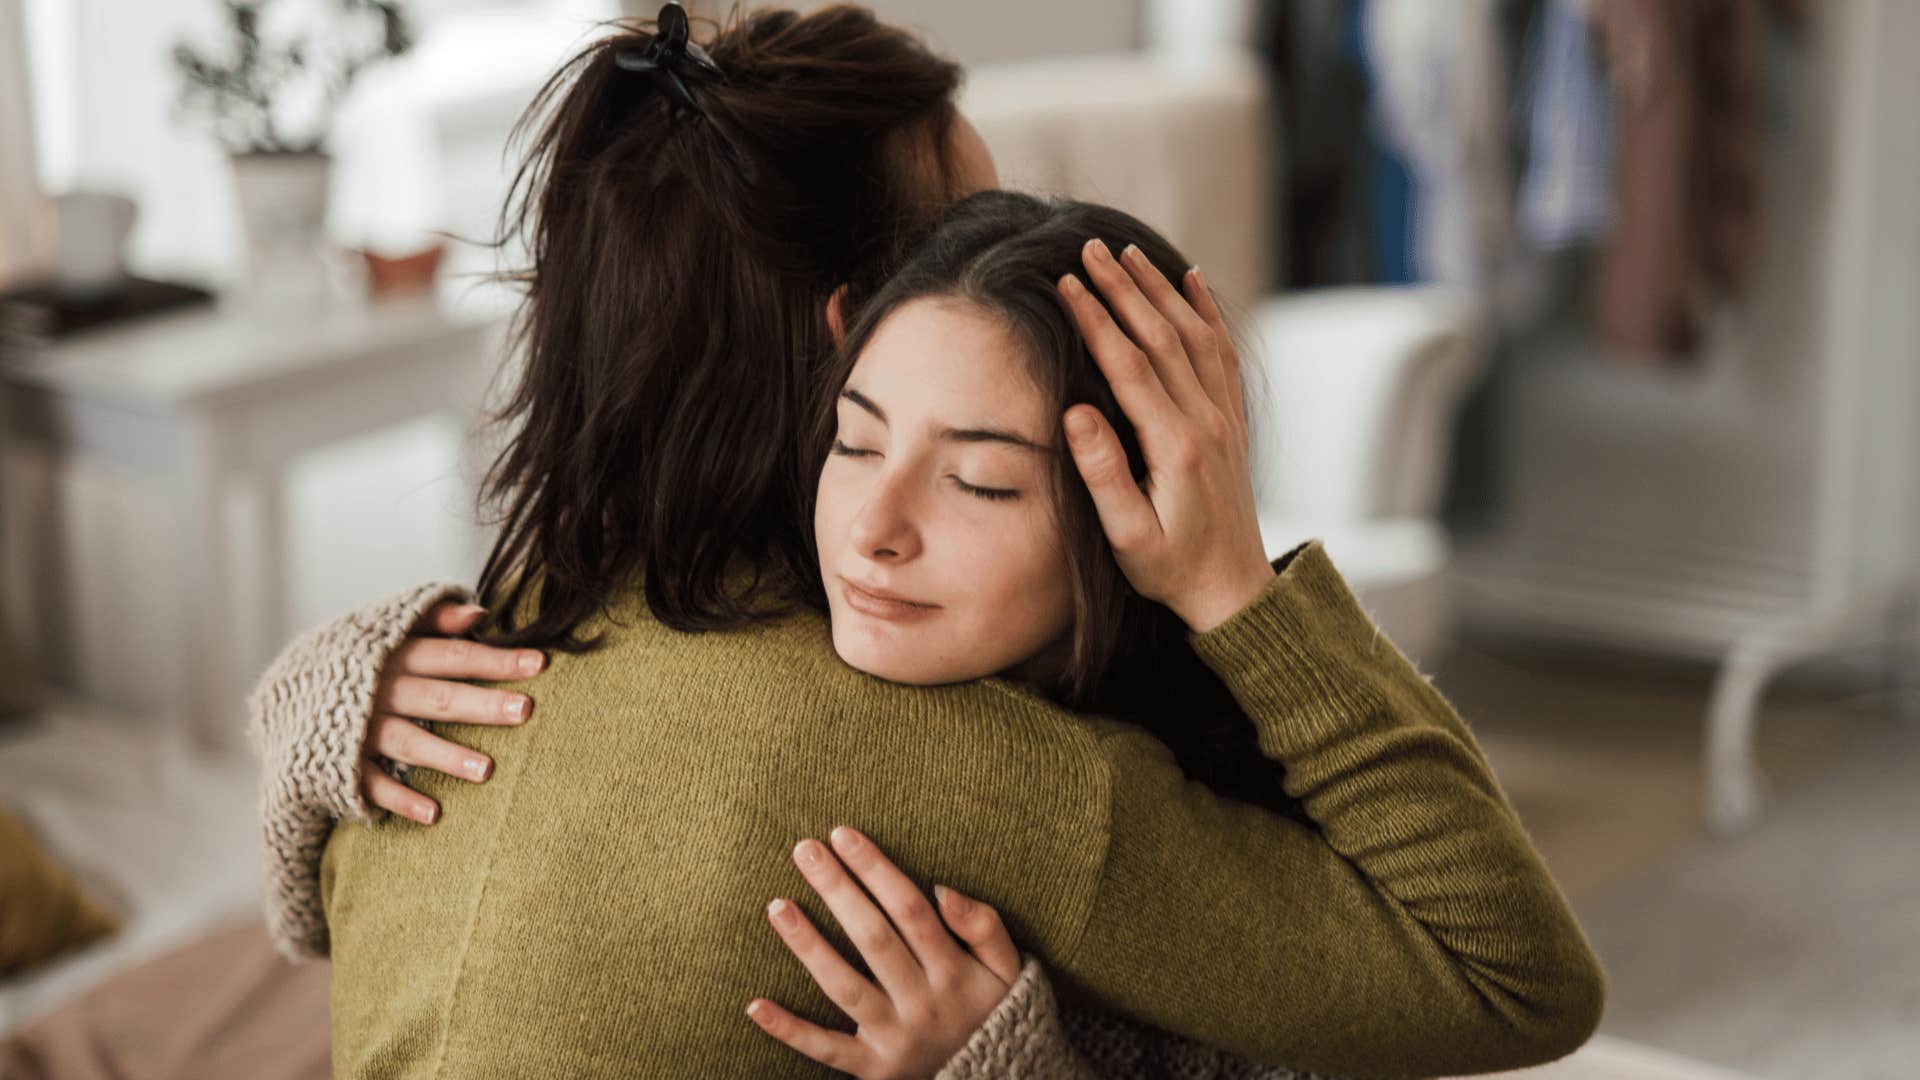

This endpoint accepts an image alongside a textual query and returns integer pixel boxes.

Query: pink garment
[1595,0,1764,360]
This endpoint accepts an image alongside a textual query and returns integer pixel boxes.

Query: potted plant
[174,0,412,302]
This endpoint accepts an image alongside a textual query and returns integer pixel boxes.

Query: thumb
[934,884,1022,986]
[1062,406,1159,556]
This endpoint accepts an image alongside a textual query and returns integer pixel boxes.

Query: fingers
[744,998,870,1075]
[1062,405,1161,555]
[368,715,493,783]
[764,895,891,1029]
[363,762,439,825]
[1122,256,1234,444]
[791,838,923,1003]
[933,884,1022,986]
[1057,271,1190,469]
[1181,267,1248,441]
[390,635,546,683]
[1078,239,1215,421]
[416,601,488,637]
[381,674,531,727]
[827,827,963,979]
[1115,246,1233,422]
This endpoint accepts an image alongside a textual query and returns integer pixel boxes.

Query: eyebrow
[840,387,1056,454]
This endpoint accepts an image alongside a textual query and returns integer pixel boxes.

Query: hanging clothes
[1256,0,1375,289]
[1518,0,1615,250]
[1360,0,1512,289]
[1592,0,1764,359]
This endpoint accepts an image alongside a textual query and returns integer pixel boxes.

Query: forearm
[247,580,469,959]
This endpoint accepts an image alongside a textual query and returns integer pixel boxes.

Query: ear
[826,284,851,347]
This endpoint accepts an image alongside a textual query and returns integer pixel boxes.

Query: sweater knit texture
[247,579,469,957]
[249,586,1325,1080]
[254,542,1604,1078]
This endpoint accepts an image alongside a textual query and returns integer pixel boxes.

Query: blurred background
[0,1,1915,1077]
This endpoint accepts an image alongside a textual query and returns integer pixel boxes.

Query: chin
[829,618,969,686]
[832,635,936,685]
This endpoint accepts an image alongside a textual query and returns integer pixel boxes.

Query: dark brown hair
[796,191,1279,800]
[475,5,966,648]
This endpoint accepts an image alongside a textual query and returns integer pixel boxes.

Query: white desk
[0,296,504,748]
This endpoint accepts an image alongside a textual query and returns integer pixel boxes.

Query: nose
[848,469,923,563]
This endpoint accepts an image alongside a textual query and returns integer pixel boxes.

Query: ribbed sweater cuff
[247,580,471,959]
[1186,539,1395,753]
[934,955,1096,1080]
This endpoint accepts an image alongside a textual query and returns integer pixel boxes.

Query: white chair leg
[1705,639,1773,837]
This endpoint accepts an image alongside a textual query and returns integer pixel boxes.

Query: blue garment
[1518,0,1614,248]
[1348,0,1415,283]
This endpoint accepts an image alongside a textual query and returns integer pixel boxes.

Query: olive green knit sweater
[318,541,1603,1078]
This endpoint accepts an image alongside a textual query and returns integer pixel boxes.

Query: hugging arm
[1053,540,1606,1078]
[247,584,541,958]
[1038,240,1604,1078]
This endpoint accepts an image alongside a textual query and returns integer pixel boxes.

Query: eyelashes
[829,439,876,459]
[955,480,1020,502]
[829,440,1021,502]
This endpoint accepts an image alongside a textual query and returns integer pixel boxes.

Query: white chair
[1246,286,1486,666]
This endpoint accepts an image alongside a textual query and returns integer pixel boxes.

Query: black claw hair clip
[613,2,725,119]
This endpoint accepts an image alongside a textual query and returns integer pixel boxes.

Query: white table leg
[243,467,291,680]
[171,421,238,751]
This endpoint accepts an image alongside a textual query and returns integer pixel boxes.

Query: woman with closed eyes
[249,7,1603,1077]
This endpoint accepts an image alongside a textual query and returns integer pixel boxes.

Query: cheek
[813,466,853,550]
[966,505,1073,620]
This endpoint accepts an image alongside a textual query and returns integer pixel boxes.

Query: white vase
[229,151,335,306]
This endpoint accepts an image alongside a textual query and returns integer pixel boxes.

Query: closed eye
[832,440,1020,502]
[952,477,1020,502]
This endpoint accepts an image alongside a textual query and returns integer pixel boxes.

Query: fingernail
[459,604,487,619]
[828,825,861,851]
[415,802,438,825]
[935,884,973,916]
[1086,238,1113,262]
[1065,410,1096,444]
[518,651,545,676]
[793,839,824,869]
[465,756,492,781]
[745,1000,764,1020]
[1189,265,1207,290]
[1121,243,1145,266]
[1058,274,1084,297]
[504,696,528,722]
[766,898,795,927]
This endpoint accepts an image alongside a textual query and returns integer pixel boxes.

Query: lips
[840,577,940,621]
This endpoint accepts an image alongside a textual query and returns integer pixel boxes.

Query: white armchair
[1247,286,1485,665]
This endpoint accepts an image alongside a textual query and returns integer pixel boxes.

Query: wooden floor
[1435,632,1920,1080]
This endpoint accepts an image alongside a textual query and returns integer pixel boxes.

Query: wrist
[1179,563,1277,634]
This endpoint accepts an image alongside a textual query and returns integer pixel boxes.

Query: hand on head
[1056,241,1275,634]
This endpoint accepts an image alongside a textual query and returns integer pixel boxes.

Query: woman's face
[814,298,1075,686]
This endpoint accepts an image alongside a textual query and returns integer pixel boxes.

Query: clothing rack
[1449,0,1920,833]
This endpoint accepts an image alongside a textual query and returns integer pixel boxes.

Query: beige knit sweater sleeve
[246,581,470,959]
